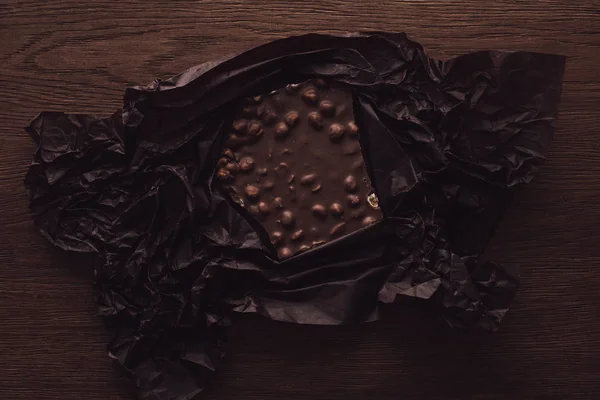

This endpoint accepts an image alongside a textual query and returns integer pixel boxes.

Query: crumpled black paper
[24,32,565,399]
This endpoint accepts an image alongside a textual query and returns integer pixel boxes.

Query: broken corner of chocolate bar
[215,80,382,260]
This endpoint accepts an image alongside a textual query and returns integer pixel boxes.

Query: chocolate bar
[215,80,381,259]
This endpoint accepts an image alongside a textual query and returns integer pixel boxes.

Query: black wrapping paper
[24,32,565,399]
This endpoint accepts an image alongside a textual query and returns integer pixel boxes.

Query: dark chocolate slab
[215,80,381,259]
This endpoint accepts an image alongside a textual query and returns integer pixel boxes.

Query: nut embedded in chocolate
[301,88,319,104]
[307,111,324,130]
[298,244,311,252]
[311,184,322,193]
[362,216,377,226]
[330,222,347,238]
[347,121,359,138]
[272,197,284,209]
[278,247,293,259]
[280,210,295,227]
[257,167,268,176]
[284,111,300,127]
[253,95,263,103]
[232,195,244,207]
[239,157,255,172]
[274,122,289,139]
[217,157,228,167]
[291,229,304,241]
[222,149,235,159]
[343,175,358,193]
[318,100,336,117]
[225,162,239,174]
[216,168,233,182]
[247,121,264,138]
[328,123,345,142]
[262,180,274,191]
[367,193,380,210]
[232,119,248,134]
[258,202,270,215]
[329,202,344,217]
[271,231,284,247]
[248,204,261,218]
[275,162,289,174]
[311,203,327,219]
[300,173,318,186]
[245,184,260,201]
[347,194,361,208]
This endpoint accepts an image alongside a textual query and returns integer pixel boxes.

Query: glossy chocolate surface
[215,80,381,259]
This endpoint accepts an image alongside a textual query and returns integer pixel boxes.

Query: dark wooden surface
[1,1,599,399]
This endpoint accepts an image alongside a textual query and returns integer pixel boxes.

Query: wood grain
[1,1,599,399]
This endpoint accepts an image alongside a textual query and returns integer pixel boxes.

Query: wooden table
[1,1,599,399]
